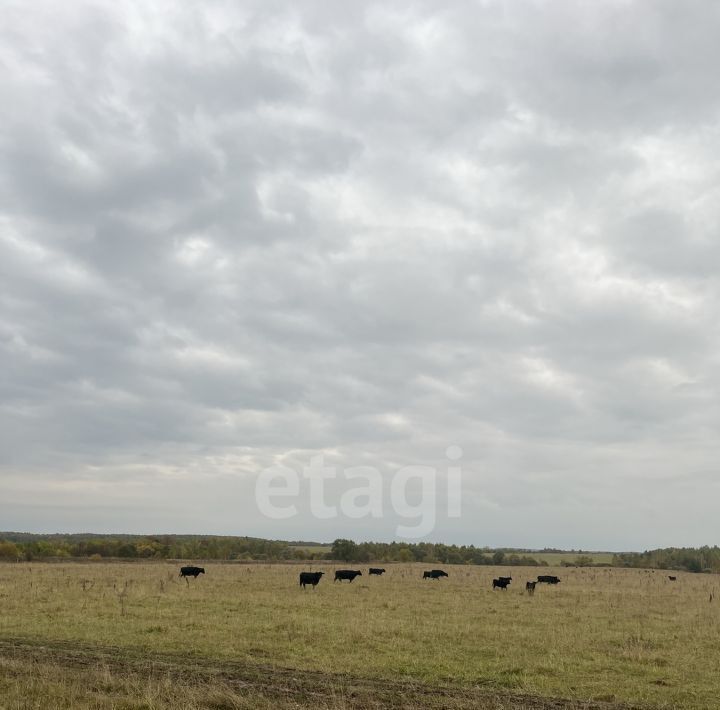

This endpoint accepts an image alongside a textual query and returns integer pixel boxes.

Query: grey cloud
[1,0,719,548]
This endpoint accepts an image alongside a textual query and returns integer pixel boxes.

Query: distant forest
[0,533,717,573]
[0,534,546,566]
[612,547,720,573]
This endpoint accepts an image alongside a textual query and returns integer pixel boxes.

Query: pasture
[530,551,615,565]
[0,562,718,708]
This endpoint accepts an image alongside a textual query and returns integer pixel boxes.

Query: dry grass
[0,562,717,708]
[0,655,284,710]
[529,552,615,565]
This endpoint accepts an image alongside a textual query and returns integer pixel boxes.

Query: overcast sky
[2,1,720,550]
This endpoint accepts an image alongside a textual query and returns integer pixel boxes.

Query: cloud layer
[2,0,720,548]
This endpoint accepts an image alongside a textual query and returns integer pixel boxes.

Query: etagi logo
[254,446,463,538]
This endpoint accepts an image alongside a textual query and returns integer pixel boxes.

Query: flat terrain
[289,544,333,555]
[529,552,615,565]
[0,562,717,708]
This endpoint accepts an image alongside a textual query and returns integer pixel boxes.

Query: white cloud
[1,0,719,547]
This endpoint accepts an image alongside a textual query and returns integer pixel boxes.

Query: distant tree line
[328,539,548,566]
[612,546,720,573]
[0,534,294,561]
[0,533,552,565]
[5,534,716,572]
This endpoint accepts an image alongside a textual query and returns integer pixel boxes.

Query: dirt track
[0,637,641,709]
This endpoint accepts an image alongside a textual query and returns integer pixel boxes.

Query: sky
[2,1,720,550]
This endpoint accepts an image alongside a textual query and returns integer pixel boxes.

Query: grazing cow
[537,575,561,584]
[526,581,536,595]
[668,576,677,581]
[179,566,205,579]
[299,571,324,589]
[369,568,386,576]
[423,569,449,580]
[334,569,362,583]
[492,578,510,590]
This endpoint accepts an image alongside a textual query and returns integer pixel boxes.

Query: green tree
[397,547,413,562]
[331,538,358,562]
[0,541,19,559]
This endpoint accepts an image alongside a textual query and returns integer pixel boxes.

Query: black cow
[179,566,205,579]
[369,568,386,576]
[334,569,362,583]
[492,578,510,590]
[526,581,536,594]
[498,576,512,583]
[423,569,449,580]
[299,571,324,589]
[537,575,561,584]
[668,575,677,581]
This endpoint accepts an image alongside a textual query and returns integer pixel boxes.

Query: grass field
[288,544,333,555]
[529,552,615,565]
[287,547,617,565]
[0,562,718,708]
